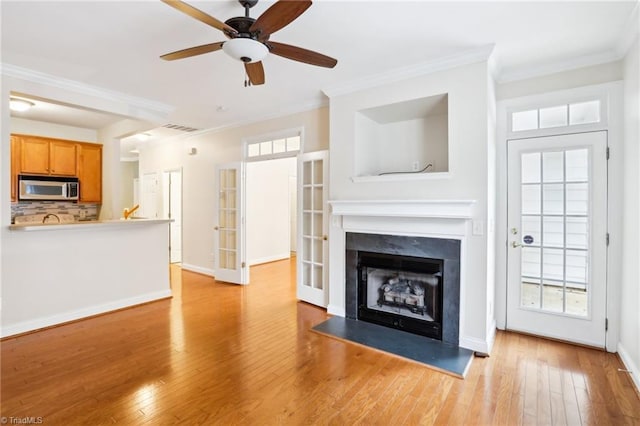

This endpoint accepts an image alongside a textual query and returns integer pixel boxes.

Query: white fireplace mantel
[329,199,476,220]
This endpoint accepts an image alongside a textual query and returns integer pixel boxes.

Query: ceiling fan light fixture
[9,97,35,112]
[222,38,268,63]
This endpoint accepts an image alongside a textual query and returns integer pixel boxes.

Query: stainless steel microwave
[18,175,79,201]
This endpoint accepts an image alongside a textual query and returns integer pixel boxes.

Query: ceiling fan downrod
[239,0,258,18]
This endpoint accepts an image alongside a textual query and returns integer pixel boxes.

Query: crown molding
[497,49,623,84]
[1,63,173,116]
[322,44,496,98]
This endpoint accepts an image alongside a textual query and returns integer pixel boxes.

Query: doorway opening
[246,157,297,266]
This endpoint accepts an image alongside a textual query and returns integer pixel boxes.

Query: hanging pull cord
[244,71,252,87]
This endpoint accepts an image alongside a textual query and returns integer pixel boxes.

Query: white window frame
[506,92,609,139]
[243,126,305,162]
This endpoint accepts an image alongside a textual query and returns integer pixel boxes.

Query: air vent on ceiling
[162,123,200,133]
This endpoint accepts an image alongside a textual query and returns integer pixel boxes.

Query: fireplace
[345,232,460,345]
[358,251,443,340]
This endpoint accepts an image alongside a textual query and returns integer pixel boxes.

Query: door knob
[511,241,522,248]
[510,228,518,235]
[323,235,328,241]
[214,226,219,231]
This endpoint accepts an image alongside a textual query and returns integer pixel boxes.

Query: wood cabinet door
[49,141,77,176]
[20,137,50,174]
[10,135,20,201]
[78,143,102,203]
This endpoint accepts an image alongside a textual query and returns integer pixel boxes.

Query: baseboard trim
[1,289,172,338]
[459,334,491,354]
[617,342,640,394]
[486,319,497,354]
[181,263,215,277]
[249,253,291,266]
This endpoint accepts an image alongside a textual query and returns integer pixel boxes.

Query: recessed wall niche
[354,93,448,178]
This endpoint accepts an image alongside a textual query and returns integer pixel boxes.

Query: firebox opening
[357,251,444,340]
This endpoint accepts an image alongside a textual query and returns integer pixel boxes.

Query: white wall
[619,37,640,389]
[120,160,138,209]
[497,61,623,100]
[11,117,98,142]
[327,60,494,352]
[138,107,329,275]
[486,67,498,345]
[355,114,448,176]
[246,157,296,265]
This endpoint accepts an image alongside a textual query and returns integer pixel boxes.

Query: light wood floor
[2,258,639,425]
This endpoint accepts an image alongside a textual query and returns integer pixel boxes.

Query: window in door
[519,148,591,316]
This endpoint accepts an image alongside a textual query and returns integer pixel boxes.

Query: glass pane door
[519,148,590,316]
[297,151,328,306]
[215,163,247,284]
[506,132,607,348]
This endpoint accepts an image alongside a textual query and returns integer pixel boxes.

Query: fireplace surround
[346,232,461,345]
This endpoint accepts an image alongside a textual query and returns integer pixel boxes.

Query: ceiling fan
[160,0,338,86]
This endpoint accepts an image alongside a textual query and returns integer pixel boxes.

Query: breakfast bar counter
[1,218,173,338]
[9,218,171,232]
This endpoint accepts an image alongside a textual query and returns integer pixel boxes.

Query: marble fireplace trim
[327,199,476,343]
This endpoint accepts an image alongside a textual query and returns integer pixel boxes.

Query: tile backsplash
[11,201,100,223]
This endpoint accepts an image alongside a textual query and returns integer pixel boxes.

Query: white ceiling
[2,0,638,154]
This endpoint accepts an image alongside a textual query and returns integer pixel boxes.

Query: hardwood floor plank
[2,260,639,425]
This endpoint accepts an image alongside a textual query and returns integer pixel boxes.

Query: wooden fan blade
[160,41,225,61]
[245,61,265,85]
[267,41,337,68]
[162,0,237,35]
[249,0,312,39]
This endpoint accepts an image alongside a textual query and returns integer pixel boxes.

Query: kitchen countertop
[9,218,172,232]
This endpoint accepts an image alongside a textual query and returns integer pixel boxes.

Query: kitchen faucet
[123,205,140,220]
[42,213,60,223]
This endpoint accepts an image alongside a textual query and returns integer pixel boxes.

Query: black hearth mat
[311,317,474,378]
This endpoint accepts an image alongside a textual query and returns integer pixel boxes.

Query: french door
[506,131,607,347]
[214,162,248,284]
[297,151,328,306]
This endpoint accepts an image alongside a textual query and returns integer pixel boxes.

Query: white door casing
[214,162,248,284]
[297,151,329,307]
[506,131,608,348]
[163,170,182,264]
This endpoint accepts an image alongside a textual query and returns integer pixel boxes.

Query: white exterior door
[297,151,328,306]
[214,163,248,284]
[506,131,608,348]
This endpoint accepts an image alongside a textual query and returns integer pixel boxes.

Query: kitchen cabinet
[11,134,102,204]
[19,135,77,176]
[77,143,102,203]
[10,135,20,202]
